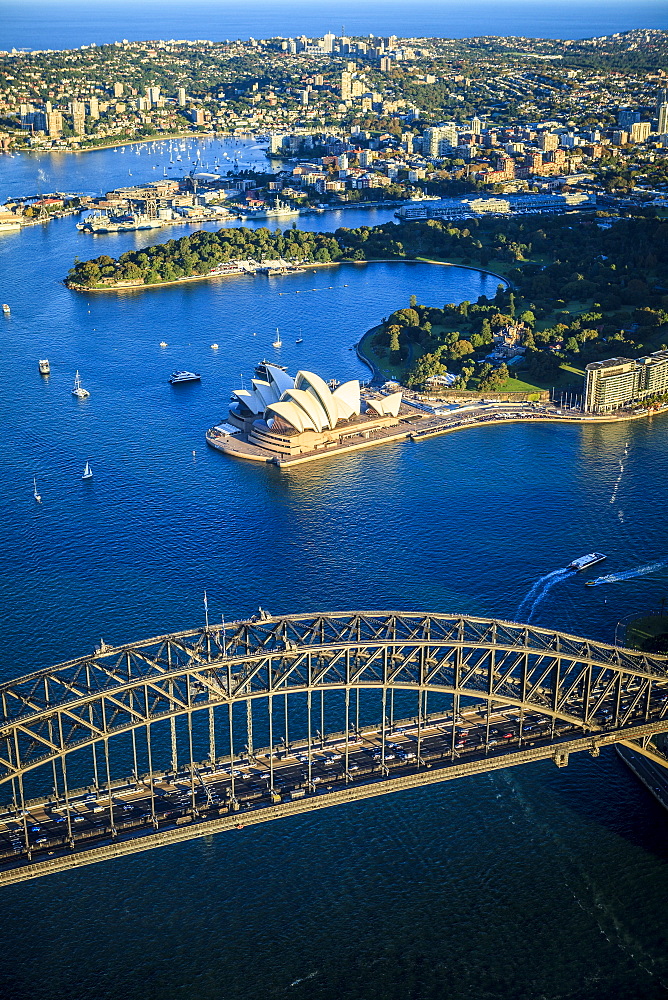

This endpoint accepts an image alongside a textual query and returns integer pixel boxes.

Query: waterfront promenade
[207,399,668,468]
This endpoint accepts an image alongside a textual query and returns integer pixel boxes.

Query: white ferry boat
[170,371,201,384]
[568,552,607,572]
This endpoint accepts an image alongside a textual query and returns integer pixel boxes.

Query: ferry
[170,371,201,384]
[568,552,607,572]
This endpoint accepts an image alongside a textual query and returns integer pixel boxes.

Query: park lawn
[508,361,586,392]
[357,328,406,381]
[495,376,546,393]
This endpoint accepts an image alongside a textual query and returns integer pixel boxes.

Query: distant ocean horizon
[1,0,667,50]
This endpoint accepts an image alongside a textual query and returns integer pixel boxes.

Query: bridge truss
[0,611,666,885]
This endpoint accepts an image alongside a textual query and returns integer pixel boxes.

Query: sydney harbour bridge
[0,610,667,886]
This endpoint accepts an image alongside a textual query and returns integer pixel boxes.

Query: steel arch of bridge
[1,610,667,789]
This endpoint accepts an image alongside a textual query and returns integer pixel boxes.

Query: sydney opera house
[207,362,405,464]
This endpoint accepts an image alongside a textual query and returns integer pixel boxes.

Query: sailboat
[296,328,303,344]
[72,370,90,399]
[272,328,282,348]
[82,461,93,480]
[33,477,41,502]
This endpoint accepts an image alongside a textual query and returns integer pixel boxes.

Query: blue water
[1,0,667,50]
[1,140,668,999]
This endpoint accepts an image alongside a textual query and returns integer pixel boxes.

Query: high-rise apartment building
[659,103,668,135]
[584,351,668,412]
[617,108,640,130]
[539,132,559,152]
[147,86,161,105]
[471,116,482,136]
[70,100,86,135]
[46,110,63,136]
[340,71,352,102]
[88,97,99,119]
[113,82,124,98]
[630,121,651,143]
[177,87,187,107]
[423,125,458,157]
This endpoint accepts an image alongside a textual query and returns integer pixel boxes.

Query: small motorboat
[38,359,50,374]
[2,304,10,315]
[33,477,41,502]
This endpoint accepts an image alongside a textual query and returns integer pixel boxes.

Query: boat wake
[610,441,628,504]
[290,971,318,987]
[587,560,668,587]
[517,566,573,621]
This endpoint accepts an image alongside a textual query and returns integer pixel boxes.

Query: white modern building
[211,363,404,460]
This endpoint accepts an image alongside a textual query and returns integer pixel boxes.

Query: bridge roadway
[1,611,667,885]
[1,700,667,887]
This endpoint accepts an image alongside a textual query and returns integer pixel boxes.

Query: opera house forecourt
[206,362,408,467]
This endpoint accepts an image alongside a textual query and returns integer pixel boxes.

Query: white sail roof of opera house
[364,391,403,418]
[229,363,295,415]
[228,363,400,436]
[266,373,362,433]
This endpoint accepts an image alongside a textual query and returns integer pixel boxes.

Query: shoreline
[66,256,513,295]
[21,131,218,156]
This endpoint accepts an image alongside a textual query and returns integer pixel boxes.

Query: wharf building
[584,351,668,413]
[207,363,405,463]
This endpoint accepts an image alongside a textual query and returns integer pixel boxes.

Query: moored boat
[170,371,201,384]
[72,370,90,399]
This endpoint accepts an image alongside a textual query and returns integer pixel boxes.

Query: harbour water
[1,140,668,999]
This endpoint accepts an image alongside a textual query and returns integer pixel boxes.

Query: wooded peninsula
[66,212,668,394]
